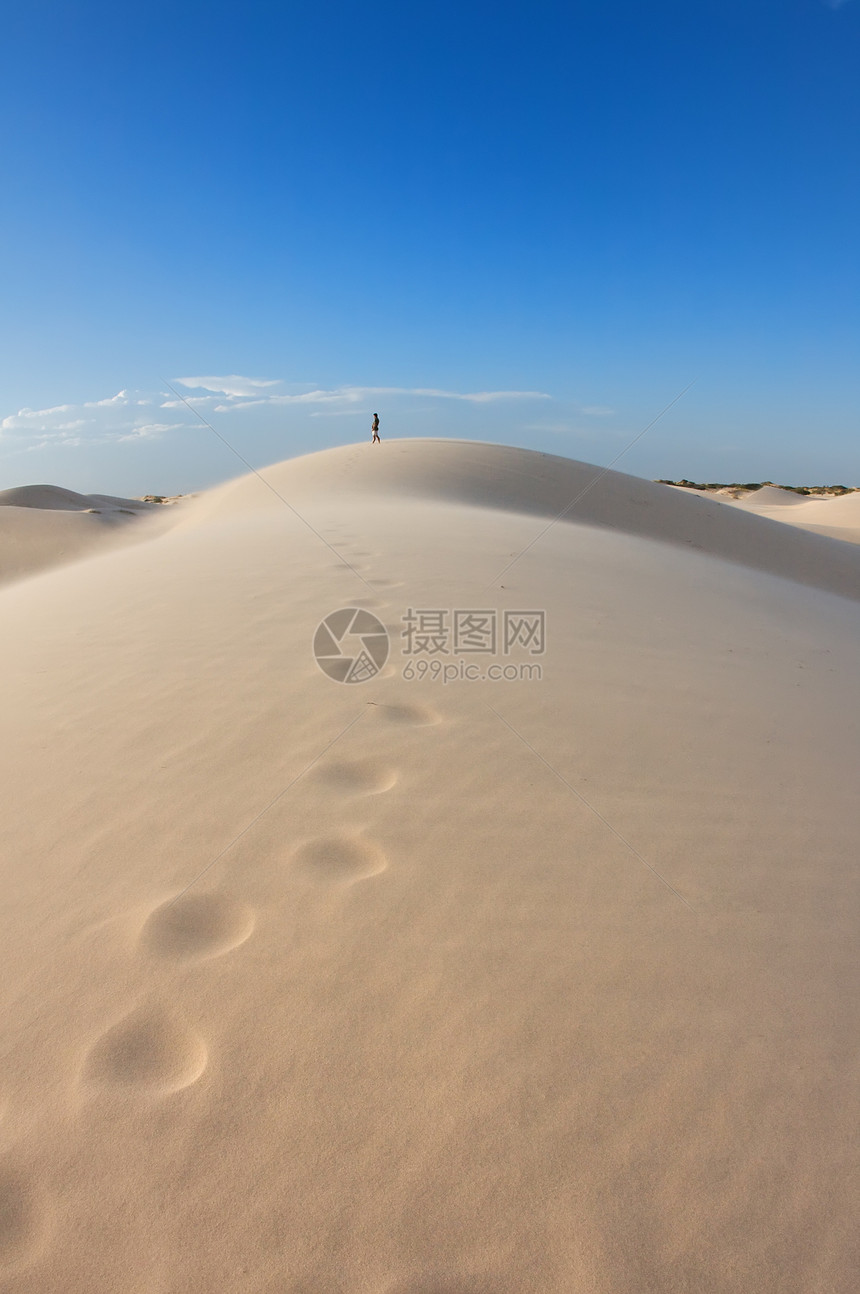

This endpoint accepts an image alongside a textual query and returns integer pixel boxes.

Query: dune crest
[1,439,858,1291]
[189,440,860,601]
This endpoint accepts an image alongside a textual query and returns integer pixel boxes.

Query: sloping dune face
[194,439,860,600]
[714,485,860,546]
[0,485,170,585]
[1,439,858,1293]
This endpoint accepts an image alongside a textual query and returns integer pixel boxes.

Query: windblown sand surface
[722,487,860,545]
[0,484,179,586]
[666,482,860,546]
[1,440,858,1293]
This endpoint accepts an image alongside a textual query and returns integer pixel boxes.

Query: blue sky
[1,0,857,494]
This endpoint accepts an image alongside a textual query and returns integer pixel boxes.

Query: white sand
[728,489,860,545]
[1,440,858,1293]
[670,483,860,546]
[0,485,180,586]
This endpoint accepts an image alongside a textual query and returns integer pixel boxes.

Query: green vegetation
[656,480,857,496]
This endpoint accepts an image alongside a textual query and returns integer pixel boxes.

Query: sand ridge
[185,439,860,600]
[0,439,858,1291]
[0,484,185,586]
[665,480,860,545]
[719,487,860,545]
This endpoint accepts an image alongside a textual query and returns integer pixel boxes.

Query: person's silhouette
[371,413,380,444]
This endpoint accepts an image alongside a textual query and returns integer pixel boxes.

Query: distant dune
[662,478,860,545]
[0,484,182,585]
[1,440,857,1293]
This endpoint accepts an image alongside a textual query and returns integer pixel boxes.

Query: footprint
[292,836,387,883]
[85,1008,207,1093]
[0,1160,47,1270]
[371,702,440,726]
[140,893,255,962]
[312,759,397,796]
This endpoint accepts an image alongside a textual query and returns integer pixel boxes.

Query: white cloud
[0,387,188,454]
[176,375,282,398]
[115,423,184,443]
[408,387,550,403]
[84,390,130,408]
[2,403,74,430]
[2,375,554,457]
[206,383,551,410]
[159,382,551,416]
[336,385,549,404]
[160,395,218,409]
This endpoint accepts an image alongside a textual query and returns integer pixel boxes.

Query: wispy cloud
[0,388,187,454]
[580,405,615,417]
[1,403,75,429]
[341,386,551,404]
[83,390,131,408]
[172,379,551,411]
[115,423,185,443]
[176,375,282,398]
[2,374,553,456]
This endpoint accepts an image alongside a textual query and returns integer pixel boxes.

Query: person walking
[371,413,381,444]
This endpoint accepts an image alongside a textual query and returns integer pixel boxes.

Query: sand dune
[666,481,860,546]
[194,441,860,600]
[1,440,858,1293]
[0,485,179,586]
[731,484,810,506]
[0,485,153,511]
[719,487,860,545]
